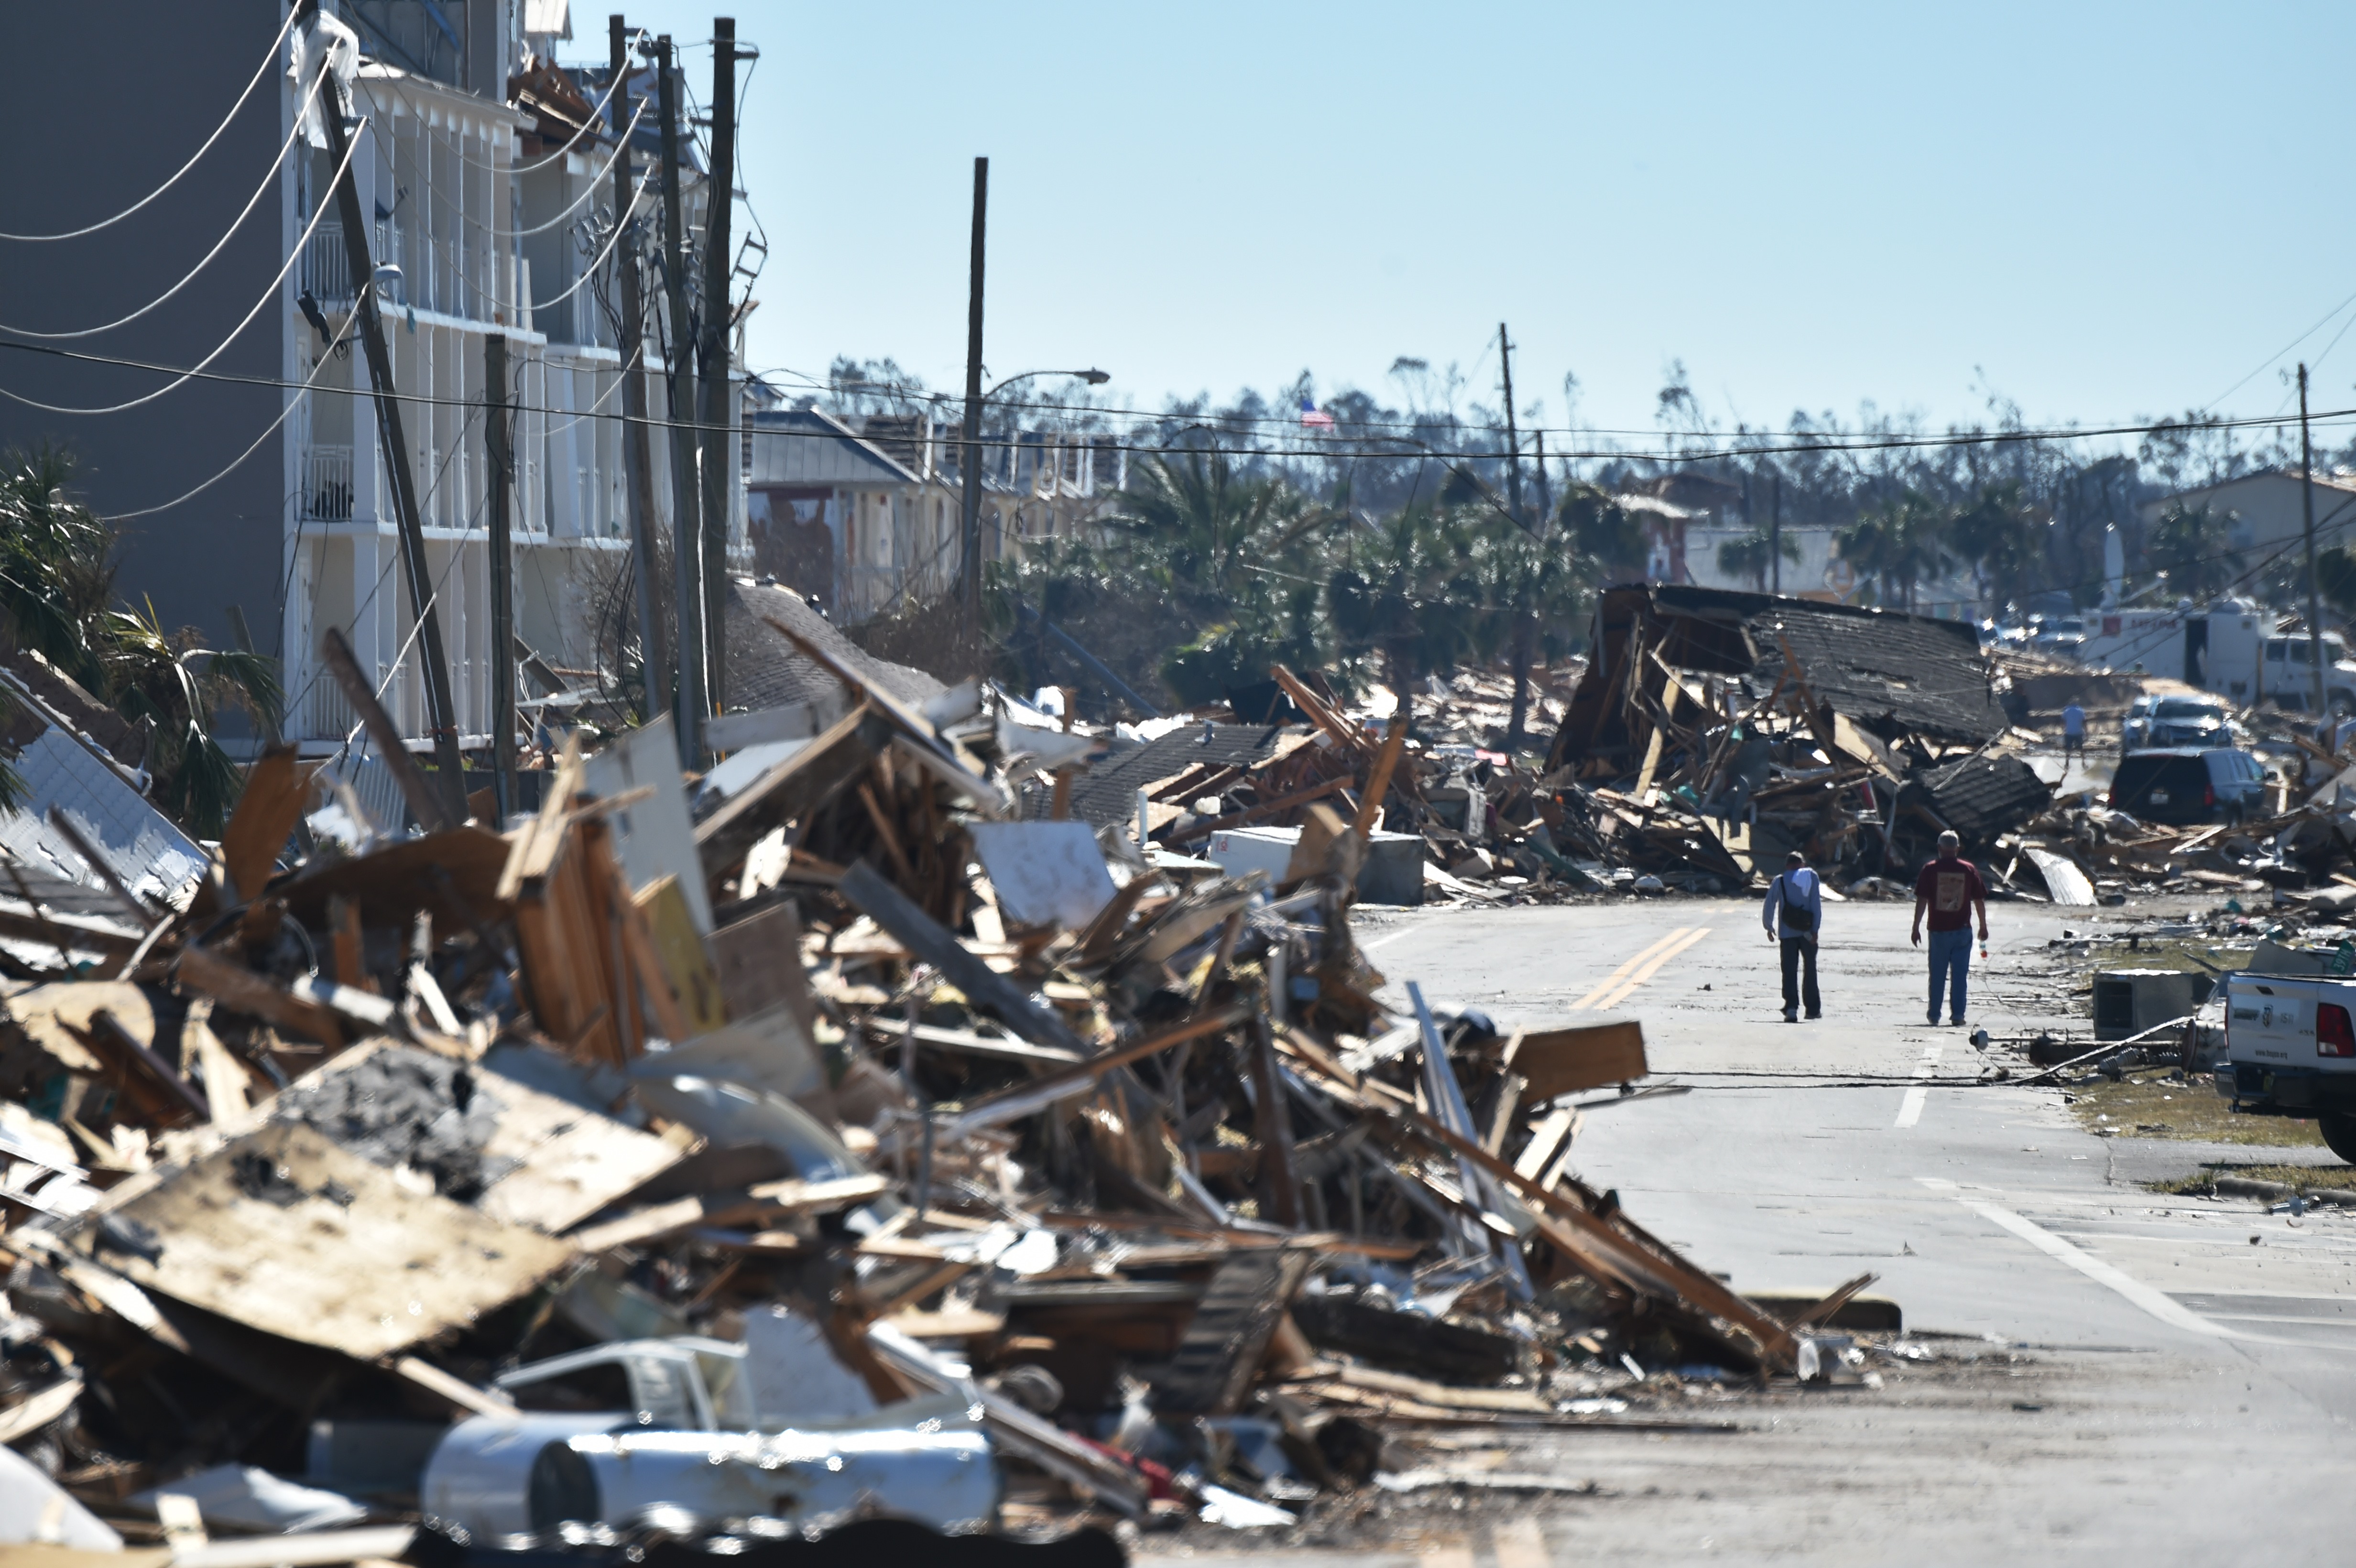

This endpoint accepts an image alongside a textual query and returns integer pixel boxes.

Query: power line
[0,8,300,243]
[102,303,363,523]
[0,69,328,342]
[765,363,2356,462]
[15,333,2356,464]
[0,118,365,418]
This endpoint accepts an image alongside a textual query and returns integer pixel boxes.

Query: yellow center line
[1571,927,1692,1010]
[1592,925,1714,1010]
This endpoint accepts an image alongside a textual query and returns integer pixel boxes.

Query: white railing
[299,444,354,522]
[302,223,351,304]
[306,674,358,743]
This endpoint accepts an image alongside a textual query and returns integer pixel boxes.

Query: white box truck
[2077,598,2356,713]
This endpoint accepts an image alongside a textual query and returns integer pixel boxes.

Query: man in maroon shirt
[1910,830,1989,1026]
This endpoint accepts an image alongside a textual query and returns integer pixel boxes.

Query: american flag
[1299,396,1336,430]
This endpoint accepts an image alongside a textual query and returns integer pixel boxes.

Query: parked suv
[2144,697,2234,750]
[2108,747,2268,825]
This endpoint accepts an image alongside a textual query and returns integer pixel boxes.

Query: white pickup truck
[2215,970,2356,1162]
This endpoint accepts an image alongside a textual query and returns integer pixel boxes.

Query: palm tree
[0,446,281,836]
[1836,490,1949,610]
[2145,502,2245,601]
[1716,525,1802,593]
[1328,502,1480,723]
[101,600,280,838]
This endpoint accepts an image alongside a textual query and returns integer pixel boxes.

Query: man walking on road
[2062,700,2085,767]
[1911,830,1989,1025]
[1762,849,1823,1023]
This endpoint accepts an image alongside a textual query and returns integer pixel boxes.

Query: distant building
[745,411,1119,622]
[2137,468,2356,561]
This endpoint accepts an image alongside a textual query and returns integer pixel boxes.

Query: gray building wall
[0,3,289,663]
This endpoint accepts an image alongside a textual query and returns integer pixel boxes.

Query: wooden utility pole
[1498,322,1524,528]
[655,35,706,765]
[2302,362,2326,717]
[1771,474,1783,595]
[1532,427,1552,529]
[486,331,516,821]
[956,157,989,639]
[314,38,469,822]
[696,17,739,716]
[611,15,666,721]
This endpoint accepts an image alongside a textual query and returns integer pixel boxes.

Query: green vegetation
[2146,1163,2356,1194]
[0,446,278,836]
[2066,1069,2323,1148]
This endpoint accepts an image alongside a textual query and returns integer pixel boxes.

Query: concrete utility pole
[956,157,989,639]
[313,32,469,822]
[1498,322,1524,528]
[486,332,515,821]
[696,17,738,716]
[611,15,666,721]
[2301,362,2326,717]
[656,35,706,765]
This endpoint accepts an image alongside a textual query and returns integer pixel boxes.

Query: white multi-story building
[0,1,738,757]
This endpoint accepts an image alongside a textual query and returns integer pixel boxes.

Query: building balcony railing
[302,224,352,306]
[299,444,354,522]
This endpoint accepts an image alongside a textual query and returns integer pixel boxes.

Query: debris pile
[0,610,1847,1557]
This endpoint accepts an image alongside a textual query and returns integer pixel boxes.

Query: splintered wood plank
[91,1121,573,1361]
[1149,1246,1312,1416]
[635,876,726,1033]
[469,1061,689,1235]
[216,744,316,905]
[709,902,816,1032]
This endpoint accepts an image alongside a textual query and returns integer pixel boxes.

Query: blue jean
[1927,927,1972,1022]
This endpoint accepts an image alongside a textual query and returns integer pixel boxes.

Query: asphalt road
[1151,892,2356,1566]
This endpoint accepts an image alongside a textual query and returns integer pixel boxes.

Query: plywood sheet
[93,1121,573,1360]
[1506,1020,1649,1102]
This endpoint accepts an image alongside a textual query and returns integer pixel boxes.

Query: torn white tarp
[968,820,1117,931]
[132,1464,367,1534]
[0,1441,121,1548]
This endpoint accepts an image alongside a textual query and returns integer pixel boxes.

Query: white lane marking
[1916,1177,2227,1338]
[1894,1042,1943,1128]
[1359,926,1420,953]
[1571,927,1691,1009]
[1590,926,1713,1010]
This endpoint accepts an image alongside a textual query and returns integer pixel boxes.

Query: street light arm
[984,368,1111,399]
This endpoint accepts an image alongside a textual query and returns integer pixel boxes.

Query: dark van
[2107,747,2268,826]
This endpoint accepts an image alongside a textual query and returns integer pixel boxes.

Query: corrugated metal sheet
[0,708,206,906]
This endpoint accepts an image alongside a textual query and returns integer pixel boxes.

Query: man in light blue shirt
[1762,849,1823,1023]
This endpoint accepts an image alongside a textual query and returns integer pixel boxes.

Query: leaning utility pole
[696,17,739,716]
[1498,322,1524,528]
[313,32,469,821]
[656,35,706,764]
[2302,361,2326,717]
[486,332,516,821]
[611,15,667,720]
[956,156,989,640]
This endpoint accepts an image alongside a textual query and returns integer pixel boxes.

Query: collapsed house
[1533,585,2057,892]
[0,608,1885,1560]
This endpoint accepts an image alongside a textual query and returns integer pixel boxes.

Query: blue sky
[589,2,2356,446]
